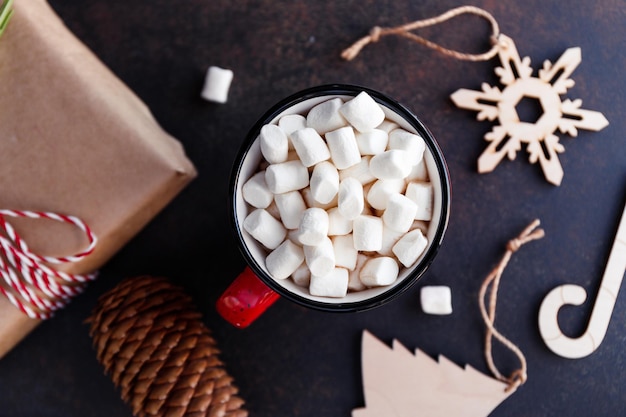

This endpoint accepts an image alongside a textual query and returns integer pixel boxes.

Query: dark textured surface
[1,1,625,416]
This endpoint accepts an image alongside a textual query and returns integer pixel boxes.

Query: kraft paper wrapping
[0,0,197,358]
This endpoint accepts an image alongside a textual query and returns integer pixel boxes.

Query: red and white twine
[0,209,98,319]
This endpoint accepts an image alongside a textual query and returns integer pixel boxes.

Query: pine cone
[88,275,248,417]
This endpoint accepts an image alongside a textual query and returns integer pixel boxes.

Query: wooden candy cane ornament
[538,201,626,359]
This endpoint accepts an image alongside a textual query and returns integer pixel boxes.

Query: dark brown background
[1,0,625,416]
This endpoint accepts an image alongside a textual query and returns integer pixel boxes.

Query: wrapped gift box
[0,0,197,358]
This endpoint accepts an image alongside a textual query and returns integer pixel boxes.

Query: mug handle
[216,266,280,328]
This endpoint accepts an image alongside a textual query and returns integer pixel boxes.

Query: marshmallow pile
[241,91,433,298]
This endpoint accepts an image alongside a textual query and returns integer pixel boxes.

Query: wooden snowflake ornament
[451,35,609,185]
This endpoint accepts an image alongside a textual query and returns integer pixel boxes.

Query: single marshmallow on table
[366,179,405,210]
[356,129,388,155]
[264,160,309,194]
[266,240,305,280]
[388,129,426,166]
[243,208,287,250]
[370,149,413,180]
[274,191,307,229]
[420,286,453,315]
[359,256,399,287]
[242,171,273,209]
[339,156,376,185]
[332,234,358,270]
[201,66,233,103]
[310,161,340,204]
[309,267,349,298]
[338,177,364,220]
[382,193,418,233]
[259,124,289,164]
[325,126,361,170]
[290,127,331,167]
[392,228,428,268]
[303,236,335,277]
[298,207,329,246]
[327,207,353,236]
[278,114,307,137]
[406,181,434,221]
[339,91,386,132]
[306,98,347,135]
[353,215,383,251]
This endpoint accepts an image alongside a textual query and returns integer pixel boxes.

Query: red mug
[217,84,451,328]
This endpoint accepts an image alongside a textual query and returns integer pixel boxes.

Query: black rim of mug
[230,83,451,313]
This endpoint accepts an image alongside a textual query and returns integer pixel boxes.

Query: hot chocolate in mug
[217,84,450,328]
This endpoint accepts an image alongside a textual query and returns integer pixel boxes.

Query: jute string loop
[478,219,544,392]
[341,5,501,62]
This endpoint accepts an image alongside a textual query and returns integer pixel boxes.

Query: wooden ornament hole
[515,96,544,123]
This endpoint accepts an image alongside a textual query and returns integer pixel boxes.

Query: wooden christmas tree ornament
[88,276,248,417]
[353,220,545,417]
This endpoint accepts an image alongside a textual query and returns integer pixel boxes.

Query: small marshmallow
[259,124,289,164]
[304,237,335,277]
[265,200,281,220]
[348,254,369,291]
[265,160,309,194]
[266,240,305,280]
[301,187,338,210]
[356,129,388,155]
[411,220,429,234]
[420,286,453,315]
[278,114,307,137]
[309,267,349,298]
[376,119,399,134]
[339,91,386,132]
[370,149,413,180]
[338,177,364,220]
[339,156,376,185]
[242,171,273,209]
[332,234,358,270]
[406,181,434,221]
[310,161,339,204]
[291,264,311,287]
[388,129,426,166]
[325,126,361,169]
[306,98,347,135]
[406,159,429,182]
[353,215,383,251]
[366,179,405,210]
[392,228,428,268]
[275,191,307,229]
[298,207,329,246]
[359,257,399,287]
[378,225,405,256]
[327,207,353,236]
[243,208,287,250]
[201,66,233,103]
[382,193,418,233]
[290,127,331,167]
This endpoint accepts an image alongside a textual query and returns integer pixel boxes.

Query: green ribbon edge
[0,0,14,40]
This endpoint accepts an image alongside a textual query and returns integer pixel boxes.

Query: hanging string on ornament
[478,219,545,391]
[341,5,609,186]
